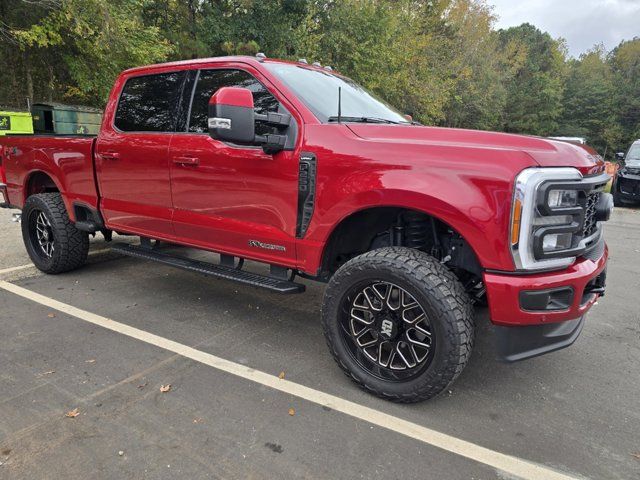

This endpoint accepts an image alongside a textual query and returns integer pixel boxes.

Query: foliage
[609,38,640,151]
[2,0,172,105]
[0,0,639,157]
[497,23,567,136]
[558,46,616,153]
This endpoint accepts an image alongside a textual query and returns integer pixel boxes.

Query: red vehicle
[0,55,613,402]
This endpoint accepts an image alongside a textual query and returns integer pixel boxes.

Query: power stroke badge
[248,240,286,252]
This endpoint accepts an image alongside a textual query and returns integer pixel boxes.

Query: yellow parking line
[0,279,579,480]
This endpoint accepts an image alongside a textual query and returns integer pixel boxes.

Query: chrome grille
[582,192,600,238]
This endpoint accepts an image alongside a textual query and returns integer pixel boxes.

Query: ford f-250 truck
[0,55,613,402]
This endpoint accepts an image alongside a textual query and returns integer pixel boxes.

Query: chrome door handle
[172,156,200,166]
[100,151,120,161]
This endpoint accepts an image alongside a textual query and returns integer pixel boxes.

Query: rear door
[168,66,300,266]
[95,71,186,237]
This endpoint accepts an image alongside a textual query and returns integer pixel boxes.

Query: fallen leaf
[193,417,203,424]
[38,370,56,376]
[288,408,295,416]
[631,452,640,461]
[47,313,56,318]
[65,408,80,418]
[85,359,96,363]
[278,371,285,380]
[137,382,148,389]
[160,384,171,393]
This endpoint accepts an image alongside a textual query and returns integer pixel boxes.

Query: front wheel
[321,247,475,403]
[21,193,89,274]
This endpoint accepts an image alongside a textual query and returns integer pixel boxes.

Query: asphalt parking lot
[0,207,639,480]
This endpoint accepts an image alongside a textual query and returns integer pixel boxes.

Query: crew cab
[0,55,613,402]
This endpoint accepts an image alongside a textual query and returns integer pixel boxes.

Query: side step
[75,220,98,232]
[111,243,305,294]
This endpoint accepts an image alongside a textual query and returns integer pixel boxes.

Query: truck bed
[0,134,99,215]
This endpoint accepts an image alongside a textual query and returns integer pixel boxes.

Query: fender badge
[248,240,286,252]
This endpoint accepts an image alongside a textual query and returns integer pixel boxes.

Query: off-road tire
[321,247,474,403]
[21,193,89,274]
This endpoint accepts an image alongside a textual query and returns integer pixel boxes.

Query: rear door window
[115,72,185,132]
[187,69,279,135]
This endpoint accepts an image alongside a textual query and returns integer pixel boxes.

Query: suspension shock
[403,212,430,250]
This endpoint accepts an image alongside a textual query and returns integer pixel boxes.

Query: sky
[489,0,640,57]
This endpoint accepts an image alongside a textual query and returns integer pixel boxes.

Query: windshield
[626,144,640,166]
[264,63,409,124]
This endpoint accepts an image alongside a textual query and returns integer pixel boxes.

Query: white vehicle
[548,136,587,145]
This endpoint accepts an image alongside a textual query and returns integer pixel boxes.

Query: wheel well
[25,172,58,200]
[320,207,485,300]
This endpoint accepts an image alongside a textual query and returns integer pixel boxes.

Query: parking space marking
[0,279,579,480]
[0,248,115,276]
[0,264,34,275]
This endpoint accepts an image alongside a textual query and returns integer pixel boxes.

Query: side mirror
[208,86,290,154]
[615,152,625,161]
[208,87,256,143]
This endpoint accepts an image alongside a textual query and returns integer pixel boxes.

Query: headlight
[547,189,578,208]
[510,167,584,271]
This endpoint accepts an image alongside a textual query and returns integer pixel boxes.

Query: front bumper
[615,173,640,200]
[484,244,607,326]
[484,245,608,361]
[494,315,585,362]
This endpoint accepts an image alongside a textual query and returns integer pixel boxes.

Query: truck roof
[122,55,332,76]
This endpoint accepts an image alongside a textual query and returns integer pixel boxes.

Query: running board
[111,243,305,294]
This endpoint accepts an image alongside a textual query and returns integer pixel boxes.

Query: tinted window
[115,72,185,132]
[188,69,279,134]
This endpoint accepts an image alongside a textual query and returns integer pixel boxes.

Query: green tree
[498,23,566,135]
[609,38,640,150]
[9,0,173,105]
[442,0,509,130]
[558,46,616,155]
[142,0,207,60]
[300,0,457,124]
[0,0,636,150]
[0,0,66,109]
[198,0,311,58]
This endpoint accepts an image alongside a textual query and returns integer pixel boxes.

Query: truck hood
[346,124,605,175]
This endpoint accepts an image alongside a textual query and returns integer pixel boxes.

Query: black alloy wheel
[21,193,89,274]
[340,280,435,381]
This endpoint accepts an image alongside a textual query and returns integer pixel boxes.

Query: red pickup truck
[0,55,612,402]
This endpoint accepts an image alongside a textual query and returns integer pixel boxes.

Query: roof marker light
[298,58,308,64]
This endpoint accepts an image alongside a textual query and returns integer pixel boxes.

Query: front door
[169,67,299,266]
[96,70,186,237]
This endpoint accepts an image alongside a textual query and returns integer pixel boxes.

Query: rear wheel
[21,193,89,274]
[321,247,474,402]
